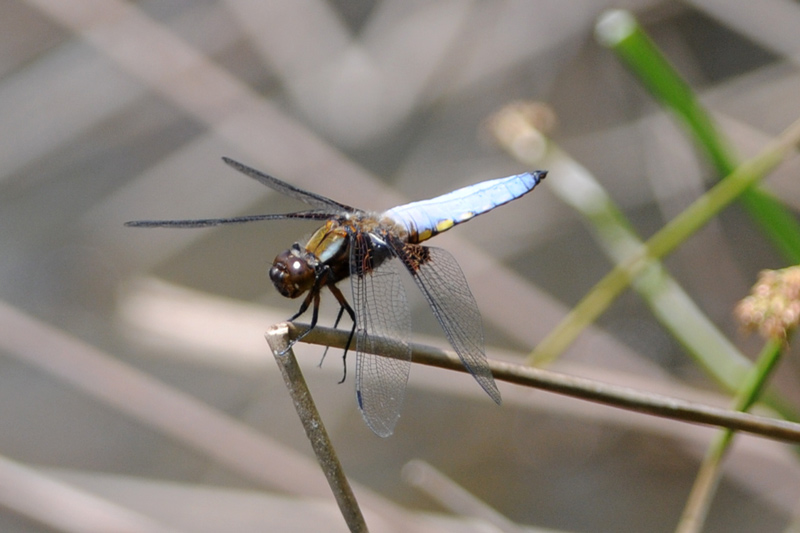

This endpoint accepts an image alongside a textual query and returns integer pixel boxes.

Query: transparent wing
[222,157,357,213]
[350,232,411,438]
[126,157,358,228]
[395,243,501,404]
[125,210,334,228]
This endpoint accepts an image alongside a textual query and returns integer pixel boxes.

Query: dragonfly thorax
[269,220,353,299]
[269,244,317,299]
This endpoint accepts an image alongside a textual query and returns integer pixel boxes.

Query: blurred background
[1,0,800,532]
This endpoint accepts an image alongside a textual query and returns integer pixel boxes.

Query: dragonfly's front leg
[280,270,329,355]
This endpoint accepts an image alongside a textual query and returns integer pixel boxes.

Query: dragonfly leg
[280,263,336,355]
[282,291,321,354]
[327,284,357,384]
[287,289,315,322]
[318,305,346,368]
[279,288,322,355]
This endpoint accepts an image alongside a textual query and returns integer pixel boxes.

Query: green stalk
[676,339,785,533]
[596,9,800,263]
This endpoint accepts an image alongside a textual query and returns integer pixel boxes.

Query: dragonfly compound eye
[270,249,315,298]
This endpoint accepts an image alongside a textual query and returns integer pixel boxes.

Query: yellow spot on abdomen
[435,219,455,233]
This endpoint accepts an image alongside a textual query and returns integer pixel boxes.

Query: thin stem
[292,324,800,445]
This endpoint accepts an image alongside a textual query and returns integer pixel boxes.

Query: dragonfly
[127,158,547,437]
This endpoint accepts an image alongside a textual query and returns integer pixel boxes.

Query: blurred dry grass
[1,1,800,532]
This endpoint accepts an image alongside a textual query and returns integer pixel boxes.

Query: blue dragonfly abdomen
[383,170,547,243]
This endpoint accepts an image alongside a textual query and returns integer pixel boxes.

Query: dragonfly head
[270,244,316,299]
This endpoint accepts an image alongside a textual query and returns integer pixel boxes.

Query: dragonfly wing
[350,232,411,438]
[125,211,335,228]
[222,157,357,213]
[394,242,501,404]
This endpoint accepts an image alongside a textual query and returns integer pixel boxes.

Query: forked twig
[266,323,368,533]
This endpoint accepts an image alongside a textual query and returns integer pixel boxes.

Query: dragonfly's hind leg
[326,284,356,384]
[317,304,346,368]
